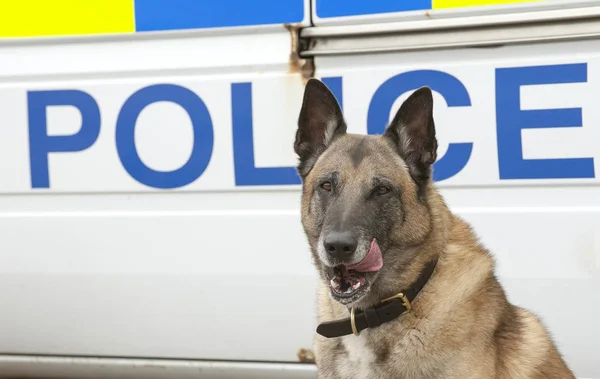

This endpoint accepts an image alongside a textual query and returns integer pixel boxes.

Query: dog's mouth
[326,239,383,304]
[329,265,370,302]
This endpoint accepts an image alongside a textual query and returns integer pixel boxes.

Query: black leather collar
[316,258,438,338]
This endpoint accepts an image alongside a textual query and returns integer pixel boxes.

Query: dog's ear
[294,79,346,176]
[384,87,437,193]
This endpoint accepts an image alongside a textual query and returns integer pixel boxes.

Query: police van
[0,0,598,378]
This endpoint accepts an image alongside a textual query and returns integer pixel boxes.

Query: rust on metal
[285,23,315,84]
[297,348,316,363]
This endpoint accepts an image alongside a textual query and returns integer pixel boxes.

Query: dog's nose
[324,231,357,260]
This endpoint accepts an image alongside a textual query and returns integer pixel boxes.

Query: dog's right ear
[294,79,346,176]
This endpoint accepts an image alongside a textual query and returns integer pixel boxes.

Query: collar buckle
[380,292,412,314]
[350,307,360,336]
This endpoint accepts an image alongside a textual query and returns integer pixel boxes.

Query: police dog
[294,79,575,379]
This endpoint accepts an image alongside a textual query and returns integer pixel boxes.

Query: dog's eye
[320,182,332,191]
[377,186,391,195]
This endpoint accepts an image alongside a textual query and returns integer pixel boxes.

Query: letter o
[116,84,214,189]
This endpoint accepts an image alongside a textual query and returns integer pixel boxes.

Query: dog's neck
[397,186,452,285]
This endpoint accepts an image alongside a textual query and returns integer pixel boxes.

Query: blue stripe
[316,0,431,18]
[135,0,304,31]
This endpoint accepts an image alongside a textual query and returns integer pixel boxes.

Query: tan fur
[309,187,575,378]
[296,81,575,379]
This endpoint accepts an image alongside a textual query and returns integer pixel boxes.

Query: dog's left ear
[384,87,437,192]
[294,79,347,176]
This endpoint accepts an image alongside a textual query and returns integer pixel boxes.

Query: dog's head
[295,79,438,307]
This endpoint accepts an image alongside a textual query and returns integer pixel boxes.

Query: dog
[293,78,576,379]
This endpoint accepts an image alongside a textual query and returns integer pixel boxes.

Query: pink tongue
[346,239,383,272]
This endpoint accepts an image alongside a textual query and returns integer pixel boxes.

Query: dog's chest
[337,334,378,379]
[329,327,439,379]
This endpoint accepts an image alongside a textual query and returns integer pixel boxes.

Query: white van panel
[0,24,319,366]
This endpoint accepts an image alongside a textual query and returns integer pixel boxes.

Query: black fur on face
[315,159,403,259]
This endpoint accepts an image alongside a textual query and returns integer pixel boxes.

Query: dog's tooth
[330,278,340,289]
[352,282,361,290]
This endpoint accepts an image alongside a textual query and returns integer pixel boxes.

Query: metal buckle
[350,307,360,336]
[380,292,412,314]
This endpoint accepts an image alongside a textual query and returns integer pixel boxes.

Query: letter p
[28,90,100,188]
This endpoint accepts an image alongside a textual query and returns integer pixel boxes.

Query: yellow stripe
[0,0,134,38]
[433,0,540,9]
